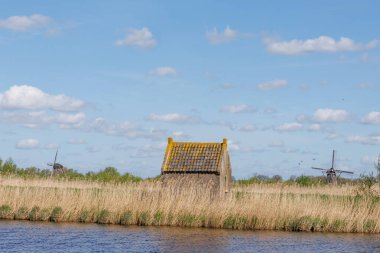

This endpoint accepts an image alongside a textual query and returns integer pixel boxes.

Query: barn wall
[160,174,220,195]
[218,150,232,196]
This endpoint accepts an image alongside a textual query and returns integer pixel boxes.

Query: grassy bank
[1,176,379,233]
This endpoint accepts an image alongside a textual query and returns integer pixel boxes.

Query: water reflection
[0,220,379,252]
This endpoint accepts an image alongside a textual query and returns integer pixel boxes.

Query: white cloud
[44,143,58,150]
[280,148,300,154]
[296,114,308,123]
[210,120,236,131]
[112,143,134,151]
[268,140,284,148]
[361,112,380,124]
[220,104,256,113]
[16,138,39,149]
[55,112,86,128]
[312,108,349,122]
[0,111,85,128]
[257,79,288,91]
[367,40,379,49]
[149,67,177,76]
[206,26,237,44]
[0,85,85,111]
[147,113,198,124]
[227,140,240,151]
[266,36,378,55]
[131,142,167,158]
[325,133,340,140]
[115,27,156,48]
[275,122,303,132]
[0,14,50,31]
[67,138,86,145]
[172,131,190,141]
[308,124,322,132]
[346,135,380,145]
[354,82,373,89]
[239,124,256,132]
[86,145,101,153]
[88,118,167,140]
[264,107,278,114]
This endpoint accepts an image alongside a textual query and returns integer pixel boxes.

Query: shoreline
[1,176,379,233]
[0,215,378,234]
[1,218,378,235]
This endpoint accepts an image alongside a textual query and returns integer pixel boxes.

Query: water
[0,220,379,253]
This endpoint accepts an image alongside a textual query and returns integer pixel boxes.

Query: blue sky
[0,1,379,178]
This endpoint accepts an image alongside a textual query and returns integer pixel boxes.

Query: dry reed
[0,176,379,233]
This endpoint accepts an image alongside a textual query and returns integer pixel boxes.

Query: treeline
[236,174,360,186]
[0,158,142,183]
[1,157,378,186]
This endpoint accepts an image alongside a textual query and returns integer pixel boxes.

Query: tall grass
[0,176,379,233]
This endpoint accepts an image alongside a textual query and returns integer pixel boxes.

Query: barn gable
[160,137,232,195]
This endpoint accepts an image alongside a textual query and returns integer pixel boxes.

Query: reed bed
[0,176,379,233]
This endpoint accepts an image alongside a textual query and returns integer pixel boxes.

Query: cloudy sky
[1,1,379,178]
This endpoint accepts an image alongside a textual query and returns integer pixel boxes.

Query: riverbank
[2,220,380,252]
[0,176,379,233]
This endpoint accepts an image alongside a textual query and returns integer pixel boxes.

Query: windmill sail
[311,167,326,171]
[331,150,335,168]
[53,149,58,167]
[335,169,354,174]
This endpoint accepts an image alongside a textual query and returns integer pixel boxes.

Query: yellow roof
[161,138,227,174]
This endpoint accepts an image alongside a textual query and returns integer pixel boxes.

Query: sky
[0,1,379,179]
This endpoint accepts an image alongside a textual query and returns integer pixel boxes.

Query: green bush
[236,174,283,185]
[29,206,40,221]
[310,217,328,232]
[223,215,252,230]
[222,216,234,229]
[50,207,63,222]
[296,175,315,186]
[178,214,196,227]
[79,210,91,223]
[0,205,13,219]
[355,173,377,197]
[153,211,163,225]
[120,211,133,225]
[0,158,16,175]
[120,172,142,183]
[28,206,50,221]
[96,209,110,224]
[286,216,313,232]
[137,211,150,226]
[167,212,174,224]
[95,167,120,182]
[331,219,347,231]
[365,219,376,233]
[39,208,51,221]
[15,207,29,220]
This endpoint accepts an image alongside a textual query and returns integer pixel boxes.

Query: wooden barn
[160,137,232,196]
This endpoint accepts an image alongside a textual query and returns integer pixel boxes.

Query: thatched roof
[161,138,228,175]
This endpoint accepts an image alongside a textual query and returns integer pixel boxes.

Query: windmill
[312,150,353,184]
[47,149,66,175]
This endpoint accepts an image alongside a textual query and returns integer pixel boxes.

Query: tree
[375,156,380,183]
[1,158,17,175]
[96,167,120,182]
[272,175,283,183]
